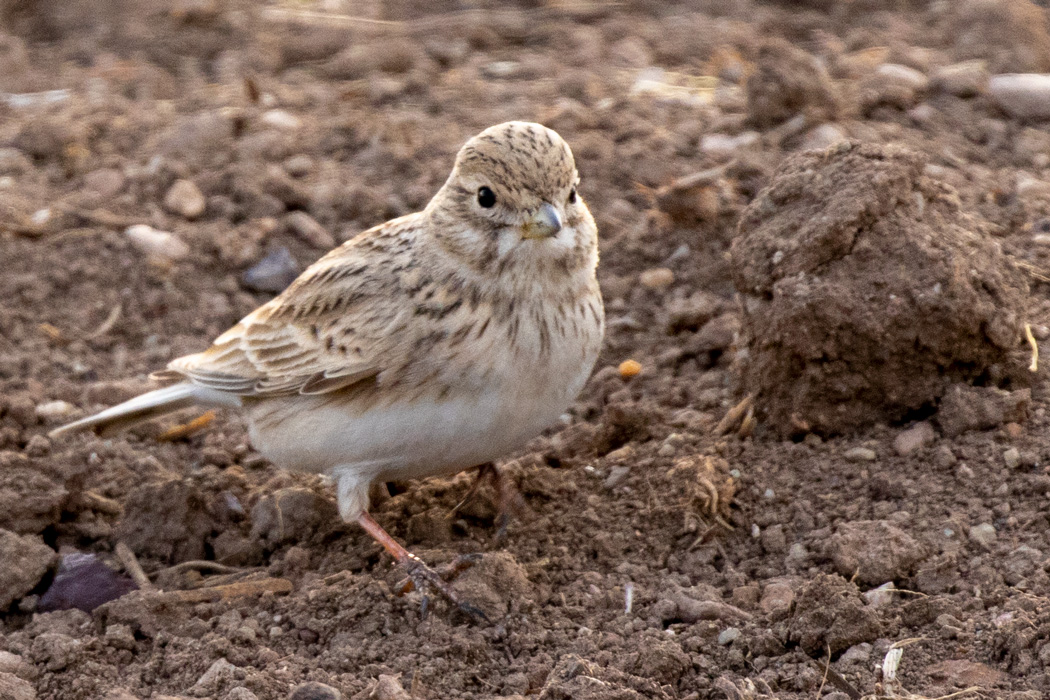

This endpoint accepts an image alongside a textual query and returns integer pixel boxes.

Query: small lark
[51,121,605,615]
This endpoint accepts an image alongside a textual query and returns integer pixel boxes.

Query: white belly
[246,348,596,484]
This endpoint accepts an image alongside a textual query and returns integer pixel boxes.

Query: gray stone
[893,422,935,456]
[969,523,997,548]
[242,246,299,293]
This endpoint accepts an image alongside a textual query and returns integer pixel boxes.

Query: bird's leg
[453,463,525,537]
[355,511,486,621]
[452,462,498,514]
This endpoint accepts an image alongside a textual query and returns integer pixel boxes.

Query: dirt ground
[8,0,1050,698]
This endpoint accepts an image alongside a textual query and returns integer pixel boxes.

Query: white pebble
[844,446,877,462]
[34,401,76,420]
[988,74,1050,120]
[876,63,929,92]
[700,131,759,159]
[163,179,205,219]
[260,109,301,130]
[125,224,190,262]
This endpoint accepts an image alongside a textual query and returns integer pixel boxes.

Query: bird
[50,121,605,616]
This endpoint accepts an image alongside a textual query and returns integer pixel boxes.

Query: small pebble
[1003,447,1021,469]
[969,523,997,548]
[34,400,76,421]
[289,681,342,700]
[193,658,238,691]
[930,60,989,97]
[163,179,206,219]
[261,109,302,130]
[286,211,335,249]
[844,446,877,462]
[717,627,740,645]
[125,224,190,262]
[83,168,126,199]
[700,131,760,159]
[988,74,1050,120]
[283,154,315,177]
[227,689,260,700]
[798,123,848,151]
[369,675,410,700]
[639,267,674,290]
[863,582,896,608]
[876,63,928,91]
[759,582,794,616]
[933,445,957,468]
[618,359,642,378]
[893,422,935,456]
[38,552,136,613]
[242,246,299,293]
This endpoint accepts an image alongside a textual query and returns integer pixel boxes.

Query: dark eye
[477,186,496,208]
[568,187,577,204]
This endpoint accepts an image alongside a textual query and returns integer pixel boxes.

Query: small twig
[815,645,831,699]
[53,205,140,229]
[115,542,154,591]
[0,219,47,237]
[715,394,754,435]
[85,303,122,340]
[1026,323,1039,373]
[156,577,292,603]
[154,560,248,578]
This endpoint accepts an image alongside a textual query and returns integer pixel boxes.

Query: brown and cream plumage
[51,121,605,616]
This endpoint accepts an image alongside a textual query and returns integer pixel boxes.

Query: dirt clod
[732,141,1029,436]
[746,38,838,128]
[249,487,338,549]
[827,520,926,586]
[789,574,882,655]
[0,672,36,700]
[449,551,532,620]
[937,384,1031,436]
[0,529,55,611]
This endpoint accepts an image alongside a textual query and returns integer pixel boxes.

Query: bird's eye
[568,187,577,205]
[477,186,496,208]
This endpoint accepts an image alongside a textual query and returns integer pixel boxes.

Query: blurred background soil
[5,0,1050,698]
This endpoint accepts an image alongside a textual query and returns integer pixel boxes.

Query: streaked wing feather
[158,215,423,396]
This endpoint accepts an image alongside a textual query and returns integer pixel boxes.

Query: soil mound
[731,141,1029,436]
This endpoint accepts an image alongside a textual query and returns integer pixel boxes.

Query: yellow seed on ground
[619,359,642,378]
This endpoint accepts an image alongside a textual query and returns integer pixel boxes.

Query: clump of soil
[945,0,1050,74]
[731,141,1029,436]
[745,38,838,129]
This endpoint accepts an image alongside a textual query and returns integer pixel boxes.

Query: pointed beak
[521,202,563,240]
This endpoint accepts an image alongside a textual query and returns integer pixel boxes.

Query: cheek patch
[496,228,519,259]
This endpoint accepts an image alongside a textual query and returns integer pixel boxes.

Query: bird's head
[428,121,598,285]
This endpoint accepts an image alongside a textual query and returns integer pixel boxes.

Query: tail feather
[48,383,241,439]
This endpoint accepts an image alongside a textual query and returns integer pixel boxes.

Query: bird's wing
[155,216,423,397]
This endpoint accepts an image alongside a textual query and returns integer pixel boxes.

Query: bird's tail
[48,383,241,439]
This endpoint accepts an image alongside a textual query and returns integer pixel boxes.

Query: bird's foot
[356,511,487,621]
[454,463,525,539]
[396,553,487,621]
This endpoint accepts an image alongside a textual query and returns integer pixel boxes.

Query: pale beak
[521,202,563,240]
